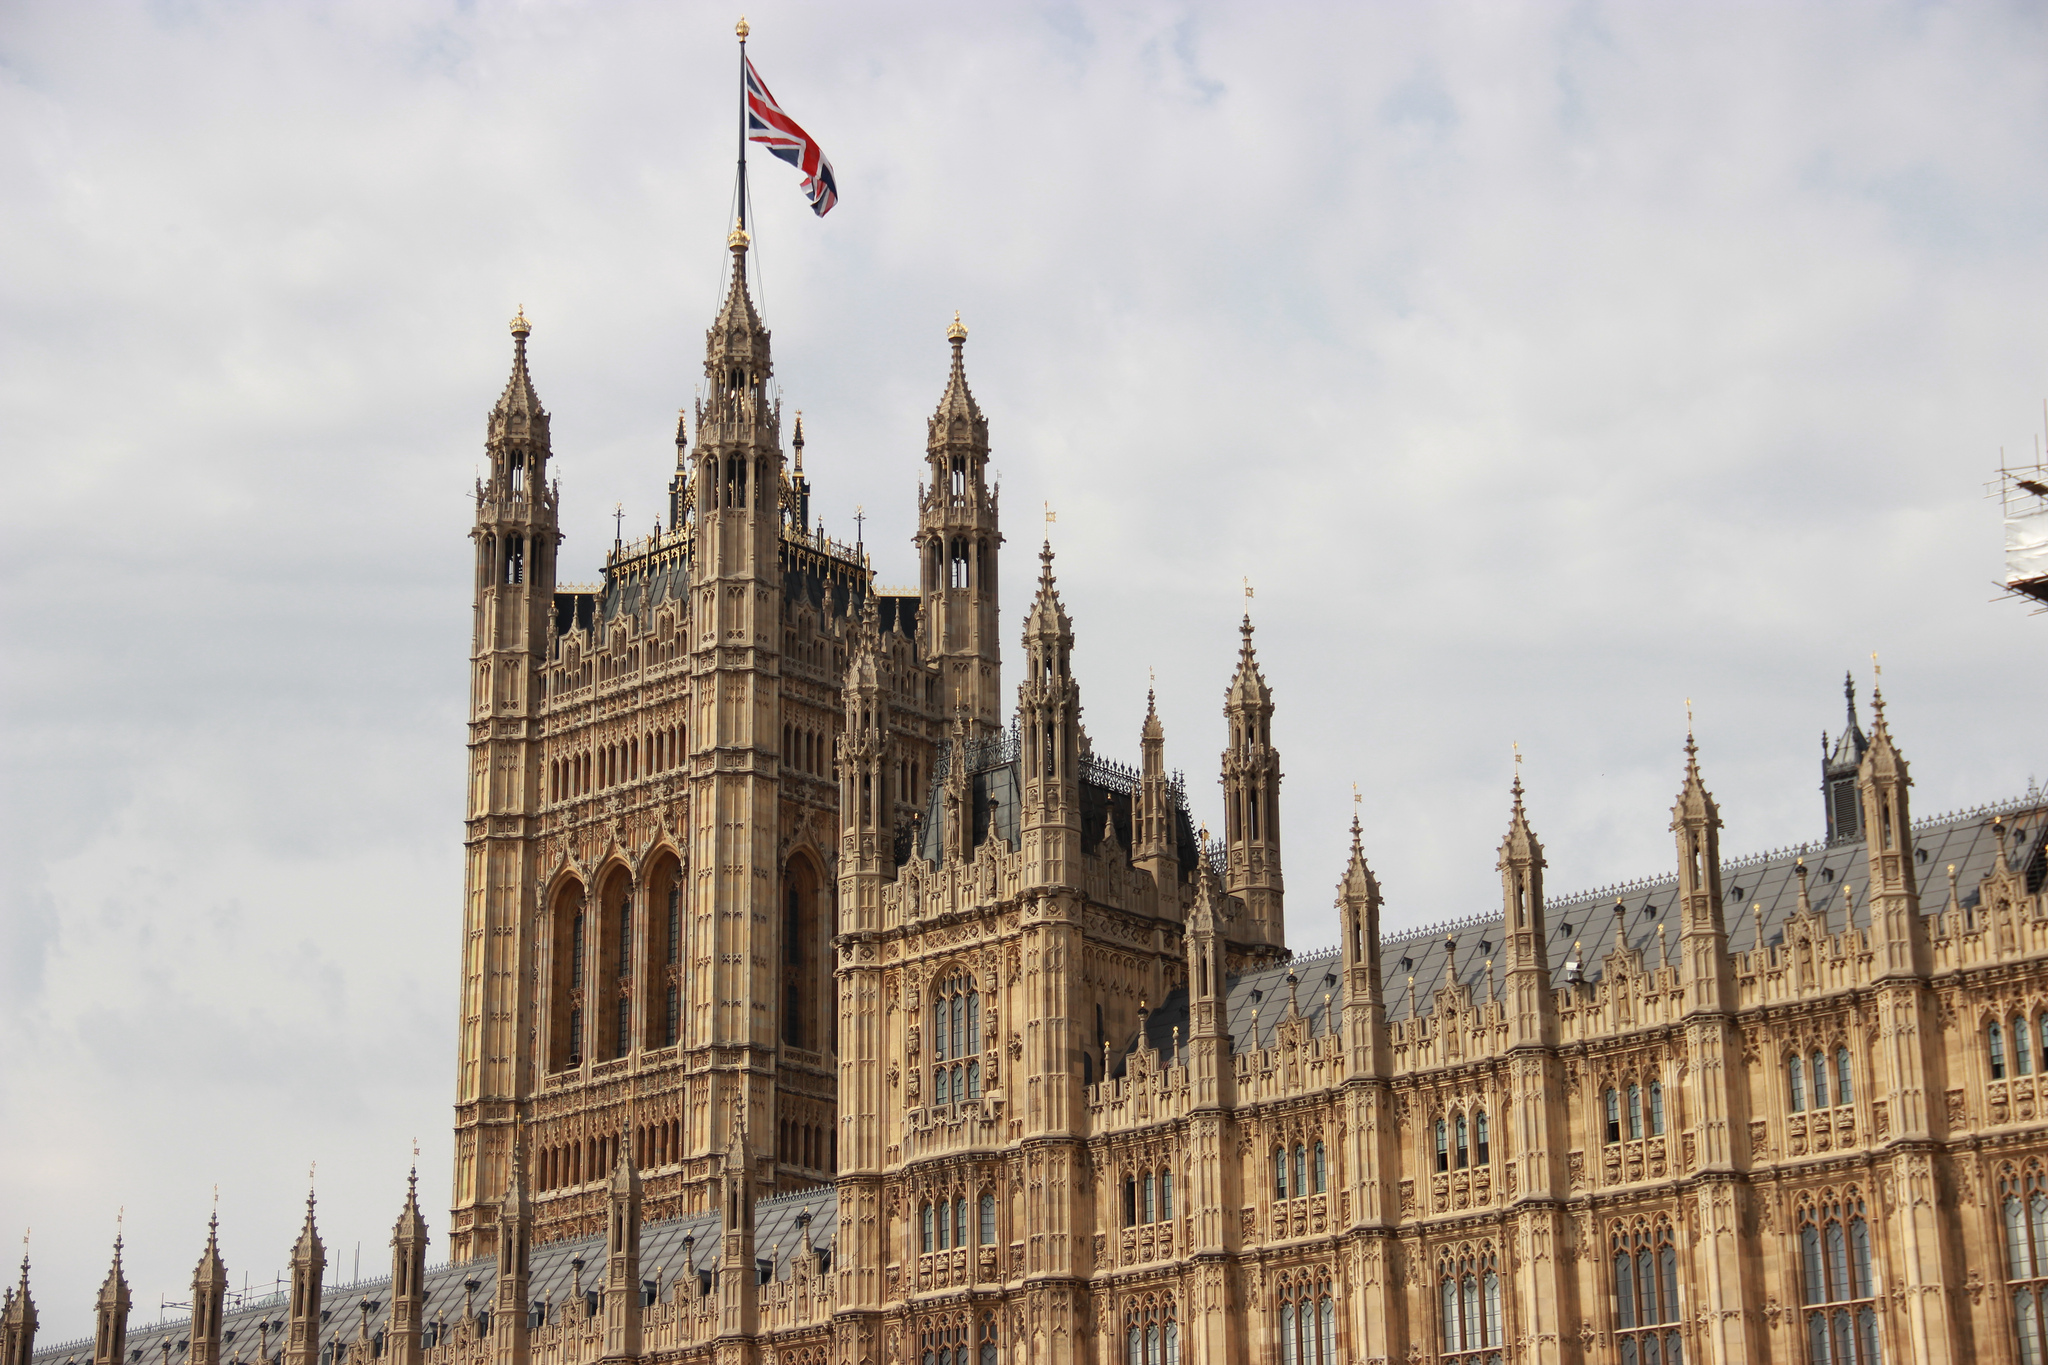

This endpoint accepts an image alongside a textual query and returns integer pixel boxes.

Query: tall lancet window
[1612,1218,1682,1363]
[931,971,980,1109]
[1801,1188,1880,1363]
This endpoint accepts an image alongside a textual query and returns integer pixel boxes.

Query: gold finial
[728,218,750,252]
[1871,650,1881,678]
[1352,782,1361,807]
[510,305,530,338]
[1513,741,1522,768]
[947,311,967,343]
[1044,502,1056,528]
[735,16,749,40]
[1243,576,1254,601]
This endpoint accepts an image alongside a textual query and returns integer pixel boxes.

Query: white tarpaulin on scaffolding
[2009,509,2048,587]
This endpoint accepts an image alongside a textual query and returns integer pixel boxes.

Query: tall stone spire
[189,1214,227,1365]
[1854,681,1958,1352]
[92,1235,129,1365]
[678,219,793,1204]
[1668,727,1760,1358]
[716,1113,758,1344]
[492,1143,531,1365]
[1672,726,1732,1014]
[1335,813,1402,1358]
[452,306,559,1258]
[285,1192,325,1365]
[602,1139,643,1361]
[1338,815,1387,1075]
[1221,614,1284,956]
[1497,769,1552,1048]
[916,314,1003,739]
[1134,688,1180,907]
[0,1249,34,1365]
[1860,684,1925,978]
[388,1168,427,1365]
[1018,541,1082,887]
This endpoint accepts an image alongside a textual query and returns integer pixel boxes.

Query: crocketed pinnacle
[934,313,983,424]
[97,1235,127,1306]
[1226,614,1272,710]
[1671,727,1721,829]
[1141,688,1163,743]
[293,1190,322,1262]
[494,308,546,421]
[712,221,764,342]
[1025,541,1070,641]
[1500,770,1540,861]
[194,1210,225,1284]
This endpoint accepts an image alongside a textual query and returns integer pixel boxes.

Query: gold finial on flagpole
[736,16,749,40]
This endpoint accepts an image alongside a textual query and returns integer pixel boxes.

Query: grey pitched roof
[1377,792,2045,1022]
[30,1188,835,1365]
[1124,794,2047,1060]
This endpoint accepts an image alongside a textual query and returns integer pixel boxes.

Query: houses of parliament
[10,224,2048,1365]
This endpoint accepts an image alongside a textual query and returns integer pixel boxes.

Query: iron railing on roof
[1378,790,2048,949]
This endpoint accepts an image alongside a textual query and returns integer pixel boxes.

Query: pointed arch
[593,863,634,1061]
[781,849,828,1051]
[641,848,685,1050]
[546,875,589,1072]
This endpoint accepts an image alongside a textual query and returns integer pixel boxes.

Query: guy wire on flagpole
[731,17,767,323]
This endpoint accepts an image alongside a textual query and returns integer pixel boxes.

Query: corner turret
[1221,615,1284,956]
[91,1237,128,1365]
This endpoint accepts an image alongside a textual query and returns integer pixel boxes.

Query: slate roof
[29,1188,835,1365]
[1129,793,2048,1060]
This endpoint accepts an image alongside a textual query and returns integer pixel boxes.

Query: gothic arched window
[1473,1112,1490,1166]
[1992,1021,2009,1080]
[1604,1088,1621,1145]
[2004,1164,2048,1360]
[931,972,980,1108]
[1124,1294,1177,1365]
[1437,1244,1501,1364]
[1275,1145,1290,1199]
[1612,1219,1682,1362]
[2019,1017,2037,1077]
[1648,1083,1665,1137]
[1789,1053,1808,1111]
[1836,1048,1855,1106]
[1800,1188,1880,1363]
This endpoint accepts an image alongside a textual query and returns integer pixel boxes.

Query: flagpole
[735,16,750,232]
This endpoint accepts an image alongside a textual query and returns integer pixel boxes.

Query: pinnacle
[712,222,765,343]
[494,310,546,419]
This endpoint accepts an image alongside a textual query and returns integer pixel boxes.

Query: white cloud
[2,0,2043,1321]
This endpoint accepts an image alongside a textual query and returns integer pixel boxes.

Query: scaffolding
[1995,431,2048,612]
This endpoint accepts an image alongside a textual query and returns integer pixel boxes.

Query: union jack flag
[744,56,838,217]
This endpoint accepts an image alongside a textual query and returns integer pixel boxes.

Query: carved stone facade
[17,235,2048,1365]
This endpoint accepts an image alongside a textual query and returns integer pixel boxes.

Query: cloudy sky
[3,0,2044,1327]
